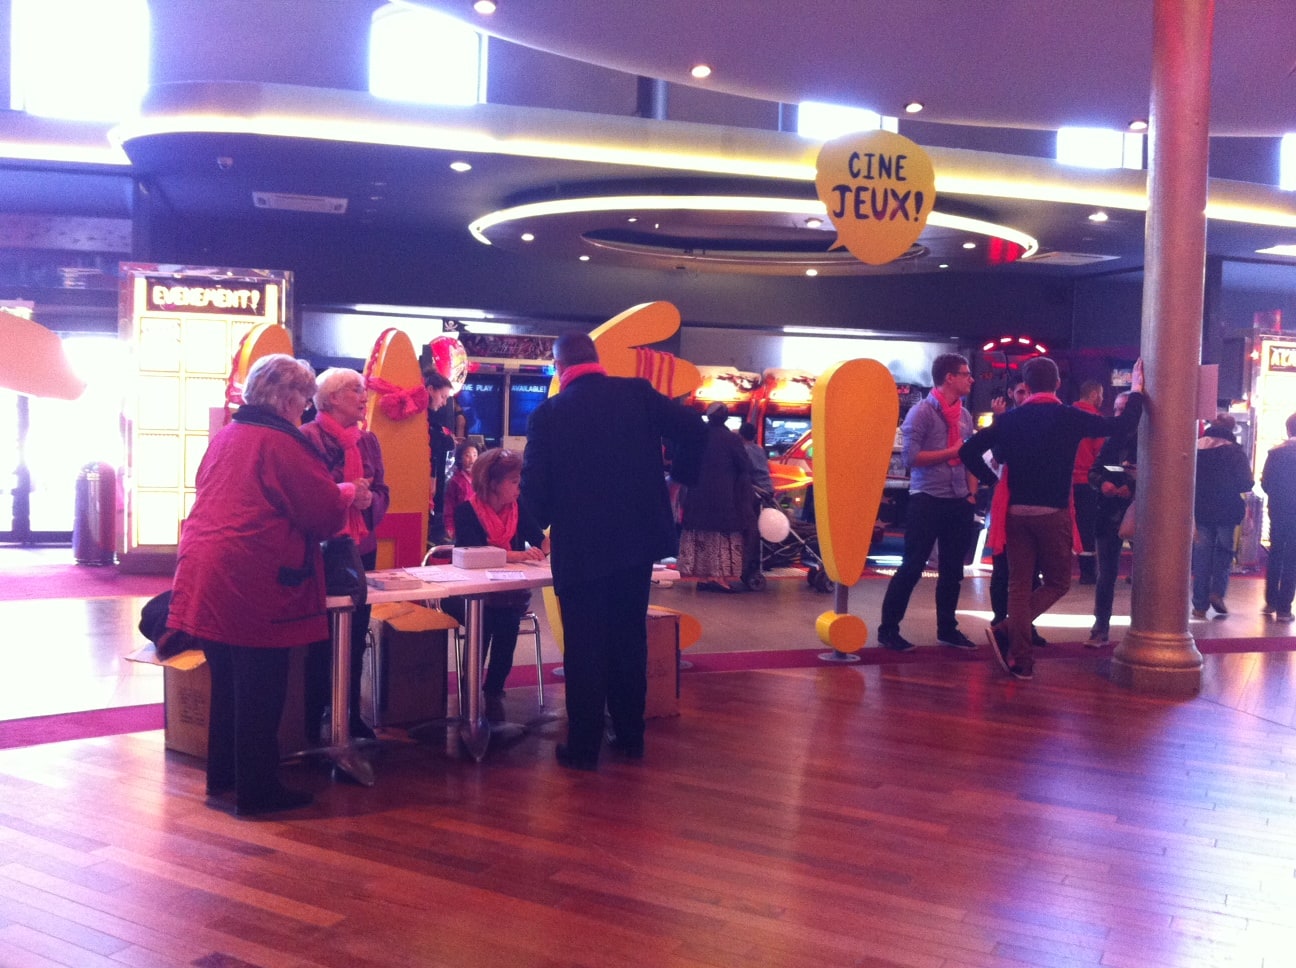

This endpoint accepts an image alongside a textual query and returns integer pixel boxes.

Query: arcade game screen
[457,373,504,447]
[507,376,551,437]
[764,416,811,456]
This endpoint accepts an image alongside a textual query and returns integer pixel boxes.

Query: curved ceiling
[416,0,1296,136]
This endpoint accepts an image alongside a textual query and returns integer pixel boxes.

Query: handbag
[322,535,367,609]
[1117,502,1136,541]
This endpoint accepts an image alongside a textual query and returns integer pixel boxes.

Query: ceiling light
[1088,210,1109,222]
[939,263,950,269]
[467,195,1040,257]
[805,269,818,277]
[520,232,535,242]
[579,254,591,261]
[904,102,924,114]
[626,216,638,223]
[449,160,472,172]
[804,217,823,228]
[1128,119,1148,131]
[690,64,712,79]
[473,0,497,13]
[1257,244,1296,257]
[962,241,977,249]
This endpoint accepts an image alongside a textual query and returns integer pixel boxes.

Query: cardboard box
[362,620,449,727]
[645,611,680,719]
[163,647,310,760]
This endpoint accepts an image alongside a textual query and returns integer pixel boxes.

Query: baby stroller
[743,493,833,593]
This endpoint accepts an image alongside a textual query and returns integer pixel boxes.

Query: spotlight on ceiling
[904,101,924,114]
[690,64,712,79]
[520,232,535,242]
[473,0,497,14]
[1128,119,1148,132]
[449,160,472,172]
[962,241,977,249]
[805,269,819,277]
[804,217,823,228]
[1088,210,1109,222]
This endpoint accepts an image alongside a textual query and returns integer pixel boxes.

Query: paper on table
[486,569,527,580]
[403,565,472,582]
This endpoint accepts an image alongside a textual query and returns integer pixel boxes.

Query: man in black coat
[1190,414,1254,619]
[521,331,704,770]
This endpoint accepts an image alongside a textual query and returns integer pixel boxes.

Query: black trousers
[203,640,291,805]
[556,562,653,762]
[443,596,528,696]
[304,550,375,738]
[879,492,974,637]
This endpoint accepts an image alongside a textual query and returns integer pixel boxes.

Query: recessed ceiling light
[473,0,497,14]
[962,241,977,249]
[449,161,472,172]
[805,269,818,277]
[626,216,638,223]
[520,232,535,242]
[939,263,950,269]
[690,64,712,80]
[1128,119,1148,131]
[579,254,591,262]
[904,101,924,114]
[804,217,823,228]
[1088,210,1109,222]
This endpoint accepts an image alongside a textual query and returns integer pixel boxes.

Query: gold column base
[1106,629,1203,695]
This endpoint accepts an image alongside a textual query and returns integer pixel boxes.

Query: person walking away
[1260,412,1296,622]
[678,403,755,593]
[1191,414,1254,619]
[521,331,704,770]
[1072,381,1105,585]
[1085,392,1137,646]
[875,353,980,652]
[960,357,1143,680]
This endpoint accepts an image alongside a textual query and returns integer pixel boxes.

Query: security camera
[216,156,234,171]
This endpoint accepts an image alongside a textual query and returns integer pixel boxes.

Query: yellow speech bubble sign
[815,130,936,265]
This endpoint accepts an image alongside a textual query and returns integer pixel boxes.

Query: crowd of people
[162,338,1296,814]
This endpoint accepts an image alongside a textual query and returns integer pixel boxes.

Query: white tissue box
[452,546,507,569]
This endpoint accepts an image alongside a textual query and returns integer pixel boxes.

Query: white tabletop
[326,561,553,609]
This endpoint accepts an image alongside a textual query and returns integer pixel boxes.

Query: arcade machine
[684,365,761,430]
[753,368,815,457]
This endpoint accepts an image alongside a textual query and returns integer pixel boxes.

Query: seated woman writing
[448,448,549,723]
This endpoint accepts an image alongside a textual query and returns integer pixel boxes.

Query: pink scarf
[558,362,607,390]
[937,392,964,466]
[985,392,1069,555]
[469,495,518,551]
[317,411,369,542]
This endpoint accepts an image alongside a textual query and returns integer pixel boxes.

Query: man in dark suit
[521,332,704,770]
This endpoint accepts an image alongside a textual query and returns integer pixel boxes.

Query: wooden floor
[2,549,1296,966]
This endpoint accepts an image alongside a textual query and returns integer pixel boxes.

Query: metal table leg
[328,605,375,785]
[459,596,491,760]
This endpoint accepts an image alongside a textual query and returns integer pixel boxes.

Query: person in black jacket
[960,357,1143,680]
[677,402,755,592]
[521,331,704,770]
[1086,391,1137,646]
[448,447,548,723]
[1190,414,1254,620]
[1261,412,1296,622]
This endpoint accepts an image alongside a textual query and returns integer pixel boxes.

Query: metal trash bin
[73,462,116,566]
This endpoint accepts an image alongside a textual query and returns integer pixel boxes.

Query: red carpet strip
[0,563,172,601]
[0,704,164,750]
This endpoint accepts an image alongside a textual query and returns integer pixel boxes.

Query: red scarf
[469,495,518,551]
[937,392,964,466]
[985,392,1067,555]
[558,362,607,390]
[365,375,429,421]
[317,411,369,543]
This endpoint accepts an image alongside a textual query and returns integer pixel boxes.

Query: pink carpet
[0,704,164,750]
[0,563,172,601]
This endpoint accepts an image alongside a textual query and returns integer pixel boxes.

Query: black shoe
[876,629,916,652]
[205,780,234,797]
[485,692,507,724]
[605,730,645,760]
[1085,628,1110,648]
[1007,663,1034,681]
[555,743,599,771]
[1031,627,1048,648]
[986,626,1012,673]
[937,630,978,650]
[1209,597,1228,616]
[236,786,313,817]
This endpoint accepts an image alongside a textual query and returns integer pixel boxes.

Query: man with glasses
[876,353,981,652]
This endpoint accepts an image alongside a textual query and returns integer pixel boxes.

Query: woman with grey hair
[300,368,389,740]
[167,354,347,816]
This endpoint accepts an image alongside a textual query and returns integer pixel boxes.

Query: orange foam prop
[0,310,87,400]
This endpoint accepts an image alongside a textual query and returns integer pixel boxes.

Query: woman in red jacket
[167,354,347,816]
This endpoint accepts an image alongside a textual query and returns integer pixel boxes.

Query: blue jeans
[1191,524,1235,611]
[879,492,975,637]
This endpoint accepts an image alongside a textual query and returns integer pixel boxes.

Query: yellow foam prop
[816,611,868,653]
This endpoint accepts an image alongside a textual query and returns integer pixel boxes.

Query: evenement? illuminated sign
[1265,343,1296,373]
[146,278,270,315]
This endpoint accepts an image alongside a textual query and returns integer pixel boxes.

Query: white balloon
[758,506,792,542]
